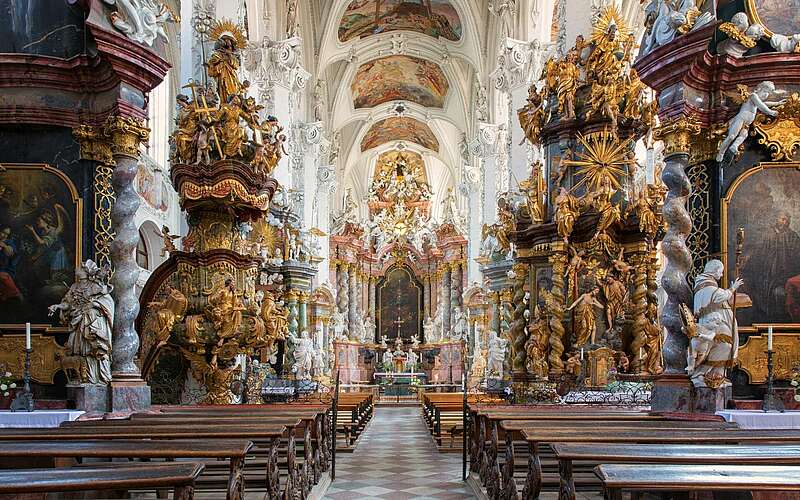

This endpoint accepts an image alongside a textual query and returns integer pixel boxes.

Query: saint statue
[486,330,509,379]
[382,348,394,371]
[363,315,376,344]
[405,349,419,372]
[567,286,603,347]
[206,277,245,340]
[288,330,315,380]
[49,260,114,385]
[684,260,744,389]
[450,306,468,341]
[423,316,435,343]
[207,34,242,106]
[312,329,327,378]
[332,309,348,341]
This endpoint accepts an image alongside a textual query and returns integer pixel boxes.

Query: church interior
[1,0,800,498]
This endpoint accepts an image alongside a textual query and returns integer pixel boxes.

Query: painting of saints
[351,55,449,109]
[361,117,440,152]
[0,167,79,324]
[338,0,462,42]
[749,0,800,38]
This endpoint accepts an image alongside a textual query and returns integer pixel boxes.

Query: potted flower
[790,364,800,405]
[0,371,19,409]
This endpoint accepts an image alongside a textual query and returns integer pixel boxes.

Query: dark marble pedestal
[651,373,732,414]
[66,384,108,413]
[110,379,151,413]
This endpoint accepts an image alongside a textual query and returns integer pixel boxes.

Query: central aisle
[324,407,476,499]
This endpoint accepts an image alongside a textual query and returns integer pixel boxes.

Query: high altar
[328,151,468,385]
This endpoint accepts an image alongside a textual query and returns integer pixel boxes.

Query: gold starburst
[209,19,247,49]
[591,5,632,44]
[564,132,636,193]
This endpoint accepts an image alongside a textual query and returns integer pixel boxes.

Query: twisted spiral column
[655,118,699,373]
[510,263,528,373]
[337,263,349,323]
[442,265,452,336]
[450,262,463,323]
[629,254,649,373]
[548,250,569,374]
[348,265,358,335]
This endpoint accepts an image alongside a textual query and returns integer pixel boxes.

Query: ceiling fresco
[360,117,440,152]
[351,55,449,109]
[338,0,463,42]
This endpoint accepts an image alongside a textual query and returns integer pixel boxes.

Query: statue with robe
[288,330,315,380]
[207,34,241,105]
[450,306,468,341]
[423,316,435,343]
[486,330,509,379]
[332,310,348,341]
[49,260,114,385]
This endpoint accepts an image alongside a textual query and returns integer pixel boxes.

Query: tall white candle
[768,326,773,351]
[580,348,584,361]
[25,323,31,350]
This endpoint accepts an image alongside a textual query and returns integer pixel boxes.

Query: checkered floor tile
[324,407,475,499]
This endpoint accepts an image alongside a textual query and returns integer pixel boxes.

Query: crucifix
[182,81,224,159]
[393,287,404,341]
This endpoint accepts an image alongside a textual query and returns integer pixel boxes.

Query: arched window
[136,228,150,270]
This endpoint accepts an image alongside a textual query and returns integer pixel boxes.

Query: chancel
[0,0,800,499]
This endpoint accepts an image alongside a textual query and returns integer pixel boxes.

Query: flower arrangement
[791,363,800,403]
[0,371,18,397]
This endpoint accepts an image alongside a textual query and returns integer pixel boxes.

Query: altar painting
[725,165,800,325]
[0,165,81,325]
[747,0,800,37]
[361,117,440,152]
[339,0,462,42]
[378,266,422,342]
[352,55,449,109]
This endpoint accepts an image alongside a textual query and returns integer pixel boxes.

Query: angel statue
[49,260,114,385]
[716,82,784,162]
[288,330,315,380]
[101,0,176,46]
[486,330,509,379]
[681,259,746,389]
[140,284,188,377]
[157,225,180,257]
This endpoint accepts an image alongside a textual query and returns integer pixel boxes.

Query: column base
[651,373,732,414]
[110,378,151,414]
[67,383,109,413]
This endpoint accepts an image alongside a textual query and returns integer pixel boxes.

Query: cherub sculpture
[157,225,180,257]
[716,82,784,162]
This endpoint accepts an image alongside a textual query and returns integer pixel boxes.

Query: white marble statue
[642,0,714,56]
[450,306,469,341]
[352,312,366,343]
[382,348,395,371]
[331,188,359,235]
[432,310,445,343]
[685,260,743,389]
[486,330,509,380]
[288,330,315,380]
[363,315,376,344]
[379,336,388,349]
[411,334,420,349]
[102,0,175,46]
[717,13,764,57]
[423,317,435,343]
[312,329,327,377]
[48,260,114,385]
[716,82,784,162]
[771,33,800,53]
[332,310,348,341]
[405,349,419,372]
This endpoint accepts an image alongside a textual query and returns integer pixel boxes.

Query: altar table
[716,410,800,429]
[0,410,84,428]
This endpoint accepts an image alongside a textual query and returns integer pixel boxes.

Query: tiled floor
[324,407,476,500]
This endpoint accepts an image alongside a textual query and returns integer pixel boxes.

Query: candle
[25,323,31,350]
[768,326,773,351]
[580,348,584,361]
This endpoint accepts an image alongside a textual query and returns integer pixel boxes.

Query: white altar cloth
[0,410,85,428]
[716,410,800,429]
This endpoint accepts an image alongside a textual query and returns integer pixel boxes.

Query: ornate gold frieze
[0,335,66,384]
[753,93,800,161]
[181,179,272,210]
[93,164,115,269]
[103,115,150,157]
[73,124,114,165]
[737,333,800,383]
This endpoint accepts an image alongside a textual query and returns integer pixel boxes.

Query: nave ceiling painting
[338,0,463,42]
[351,55,450,109]
[360,117,440,152]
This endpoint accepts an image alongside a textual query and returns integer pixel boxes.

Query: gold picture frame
[0,163,83,330]
[745,0,800,38]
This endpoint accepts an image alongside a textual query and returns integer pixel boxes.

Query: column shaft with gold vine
[547,249,569,374]
[441,265,452,335]
[510,263,529,374]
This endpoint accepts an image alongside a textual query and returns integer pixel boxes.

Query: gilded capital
[73,124,114,165]
[103,115,150,158]
[298,291,311,303]
[284,289,299,303]
[655,115,702,156]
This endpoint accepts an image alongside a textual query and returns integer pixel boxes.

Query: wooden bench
[595,464,800,500]
[0,439,252,500]
[555,443,800,500]
[0,462,204,499]
[520,428,800,500]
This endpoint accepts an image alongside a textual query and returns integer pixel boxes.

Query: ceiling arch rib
[338,0,463,43]
[352,55,450,109]
[361,117,440,152]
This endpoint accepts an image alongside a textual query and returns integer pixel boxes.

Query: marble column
[442,265,452,337]
[286,290,299,335]
[368,277,376,322]
[337,262,349,329]
[106,116,151,412]
[298,291,309,333]
[422,275,431,321]
[450,263,463,326]
[348,265,358,335]
[492,292,502,335]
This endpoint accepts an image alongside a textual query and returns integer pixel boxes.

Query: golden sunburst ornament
[209,19,247,49]
[591,5,632,44]
[564,132,636,193]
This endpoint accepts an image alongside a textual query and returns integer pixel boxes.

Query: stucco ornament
[102,0,178,47]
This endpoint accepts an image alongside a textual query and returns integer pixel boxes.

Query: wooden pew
[334,393,374,448]
[0,424,289,499]
[555,443,800,500]
[595,464,800,500]
[0,462,204,499]
[520,428,800,500]
[0,439,251,500]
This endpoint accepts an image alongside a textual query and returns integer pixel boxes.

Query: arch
[138,220,165,272]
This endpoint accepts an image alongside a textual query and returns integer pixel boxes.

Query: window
[137,228,149,270]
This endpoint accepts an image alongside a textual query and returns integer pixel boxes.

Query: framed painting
[377,265,422,342]
[722,163,800,326]
[747,0,800,37]
[0,164,82,326]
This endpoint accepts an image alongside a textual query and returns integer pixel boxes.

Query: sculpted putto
[716,82,784,162]
[49,260,114,385]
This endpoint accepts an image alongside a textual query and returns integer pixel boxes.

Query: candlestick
[762,348,785,413]
[25,323,31,350]
[768,326,773,351]
[10,348,34,412]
